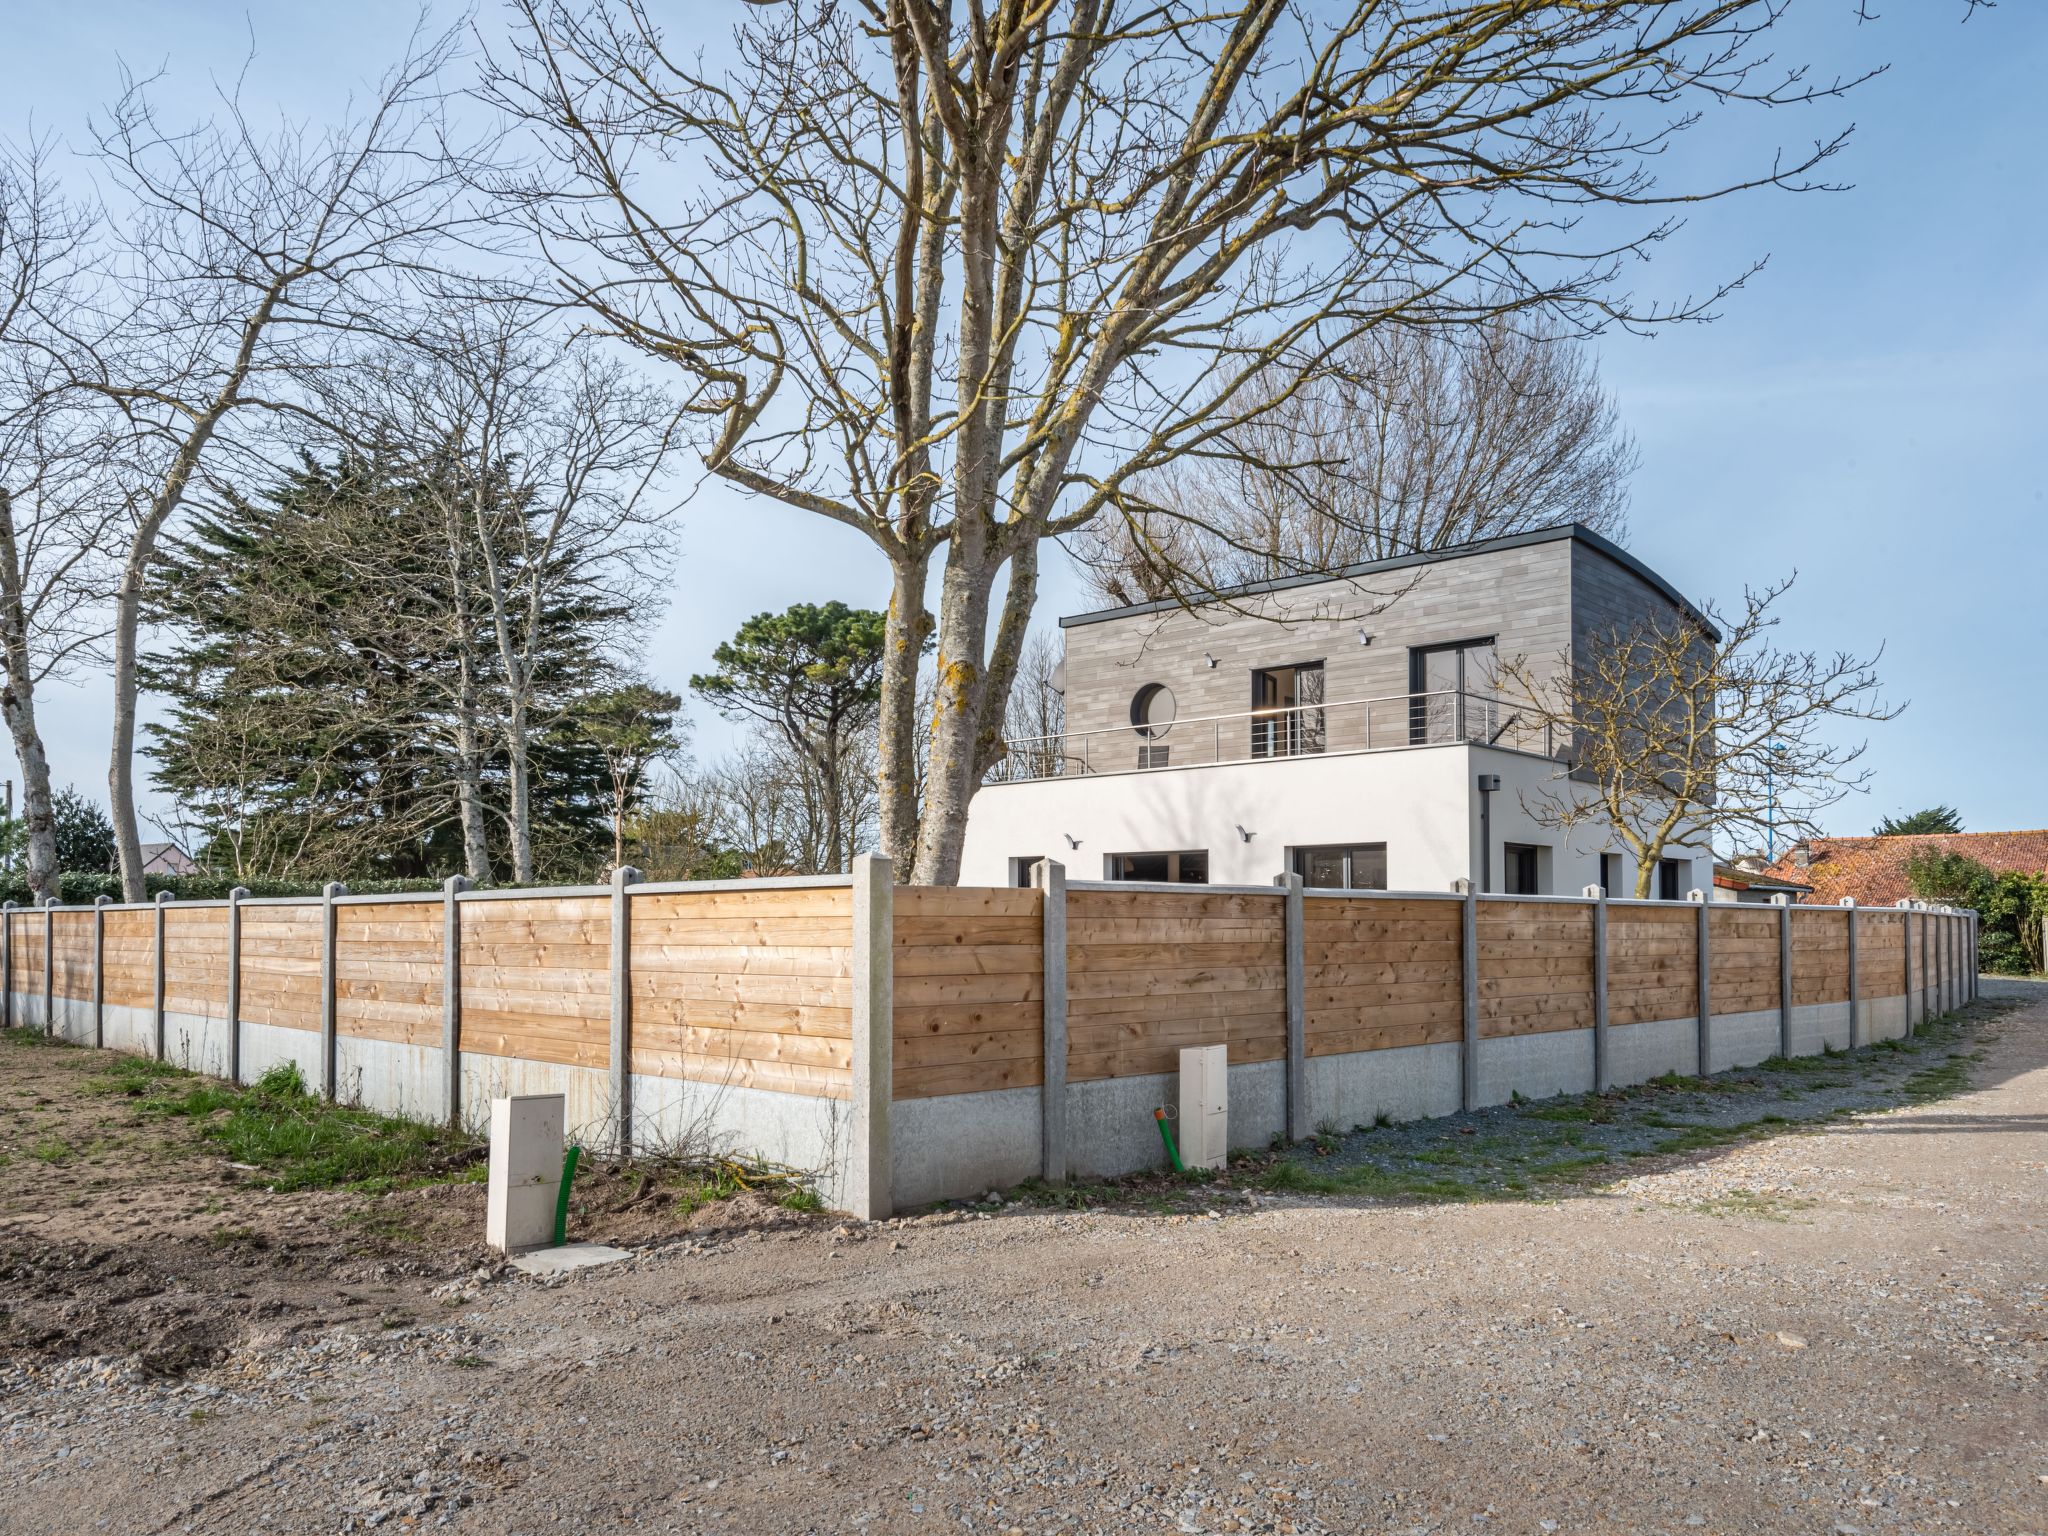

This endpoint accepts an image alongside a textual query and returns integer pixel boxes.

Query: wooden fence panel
[631,884,856,1100]
[1708,906,1779,1015]
[1478,899,1595,1037]
[1065,888,1286,1082]
[11,911,46,995]
[1790,907,1852,1006]
[1302,897,1464,1054]
[51,911,95,1004]
[889,886,1040,1100]
[335,901,444,1048]
[101,909,155,1010]
[1856,910,1905,998]
[239,904,324,1031]
[163,907,230,1019]
[1607,905,1698,1027]
[460,896,609,1068]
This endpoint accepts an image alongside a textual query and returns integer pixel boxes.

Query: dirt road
[4,985,2045,1534]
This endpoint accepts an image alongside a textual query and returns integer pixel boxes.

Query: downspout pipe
[1476,773,1501,893]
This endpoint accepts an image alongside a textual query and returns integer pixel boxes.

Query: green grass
[1901,1052,1978,1102]
[92,1059,479,1193]
[29,1136,74,1164]
[1691,1188,1817,1222]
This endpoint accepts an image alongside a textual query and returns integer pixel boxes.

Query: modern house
[959,523,1715,895]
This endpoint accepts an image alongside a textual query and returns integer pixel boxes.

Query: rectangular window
[1408,637,1499,744]
[1105,850,1209,884]
[1292,843,1389,891]
[1599,853,1621,897]
[1250,661,1325,758]
[1009,857,1045,888]
[1503,842,1542,896]
[1657,858,1685,902]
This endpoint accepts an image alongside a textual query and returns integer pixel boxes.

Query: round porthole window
[1130,682,1176,738]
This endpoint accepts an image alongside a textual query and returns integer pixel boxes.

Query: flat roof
[1057,521,1719,641]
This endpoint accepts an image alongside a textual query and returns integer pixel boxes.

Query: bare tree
[993,630,1067,781]
[73,22,489,899]
[365,309,679,882]
[0,136,121,902]
[1071,318,1636,608]
[1494,577,1901,897]
[486,0,1892,884]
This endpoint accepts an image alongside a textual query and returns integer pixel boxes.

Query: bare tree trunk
[972,538,1037,783]
[912,531,1001,886]
[108,538,159,901]
[0,490,58,902]
[452,652,492,883]
[502,683,534,883]
[876,550,931,873]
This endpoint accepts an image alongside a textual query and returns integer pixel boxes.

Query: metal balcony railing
[986,689,1561,783]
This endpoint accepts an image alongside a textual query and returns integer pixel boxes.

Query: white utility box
[487,1093,565,1253]
[1178,1044,1229,1171]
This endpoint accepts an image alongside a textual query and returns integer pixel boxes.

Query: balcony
[986,689,1561,783]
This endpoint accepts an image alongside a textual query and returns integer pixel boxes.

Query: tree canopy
[1877,806,1964,837]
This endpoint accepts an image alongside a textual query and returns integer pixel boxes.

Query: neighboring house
[139,841,199,877]
[1712,858,1814,904]
[1761,830,2048,907]
[960,522,1716,895]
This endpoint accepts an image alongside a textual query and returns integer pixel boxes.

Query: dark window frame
[1249,658,1327,759]
[1104,849,1210,884]
[1290,843,1390,891]
[1502,841,1542,896]
[1408,635,1499,744]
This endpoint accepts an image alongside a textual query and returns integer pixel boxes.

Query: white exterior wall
[960,741,1707,898]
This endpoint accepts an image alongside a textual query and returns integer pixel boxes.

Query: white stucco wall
[960,741,1707,897]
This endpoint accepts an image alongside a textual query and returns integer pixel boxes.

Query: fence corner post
[1843,899,1860,1049]
[41,893,57,1038]
[153,890,171,1061]
[609,864,642,1161]
[847,853,894,1221]
[1773,892,1794,1058]
[319,882,346,1101]
[1687,889,1712,1076]
[2,899,14,1032]
[1454,877,1479,1112]
[1584,886,1609,1093]
[443,875,469,1130]
[1033,859,1069,1184]
[225,887,249,1083]
[93,894,112,1051]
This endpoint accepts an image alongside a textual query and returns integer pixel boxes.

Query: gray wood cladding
[1055,533,1702,756]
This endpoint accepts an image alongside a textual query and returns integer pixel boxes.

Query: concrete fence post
[609,865,642,1160]
[1919,902,1931,1025]
[1773,894,1794,1058]
[320,882,346,1101]
[847,853,894,1221]
[225,888,249,1084]
[41,894,57,1038]
[1843,900,1860,1049]
[442,875,469,1130]
[1584,886,1609,1092]
[1897,902,1915,1032]
[153,890,170,1061]
[1280,872,1308,1141]
[2,900,13,1030]
[1687,890,1712,1076]
[1033,859,1069,1184]
[1455,878,1479,1112]
[93,895,112,1050]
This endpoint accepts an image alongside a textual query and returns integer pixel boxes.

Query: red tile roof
[1761,830,2048,906]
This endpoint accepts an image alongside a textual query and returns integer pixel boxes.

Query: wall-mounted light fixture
[1203,652,1219,669]
[1063,832,1082,849]
[1235,824,1255,843]
[1357,629,1373,646]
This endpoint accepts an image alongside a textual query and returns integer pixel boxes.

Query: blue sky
[7,2,2045,844]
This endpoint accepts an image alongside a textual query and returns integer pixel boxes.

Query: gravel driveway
[4,982,2045,1534]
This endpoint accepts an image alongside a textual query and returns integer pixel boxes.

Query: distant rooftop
[1058,521,1718,640]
